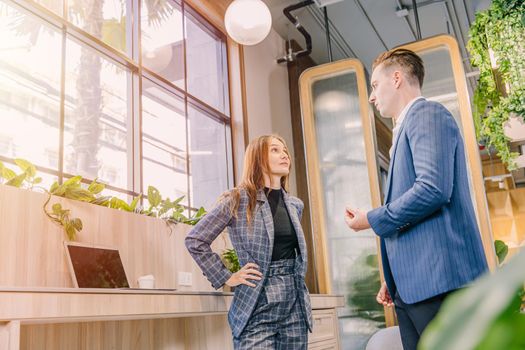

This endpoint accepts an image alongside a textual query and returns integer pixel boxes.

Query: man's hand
[345,207,371,231]
[376,281,394,307]
[225,262,262,288]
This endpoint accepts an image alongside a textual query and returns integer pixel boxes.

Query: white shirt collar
[389,96,425,157]
[393,96,425,132]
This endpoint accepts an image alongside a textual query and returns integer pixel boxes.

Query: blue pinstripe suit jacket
[185,188,313,337]
[367,99,488,304]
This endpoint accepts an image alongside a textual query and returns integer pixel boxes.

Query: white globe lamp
[224,0,272,46]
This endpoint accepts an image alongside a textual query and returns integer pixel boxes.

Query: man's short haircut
[372,48,425,88]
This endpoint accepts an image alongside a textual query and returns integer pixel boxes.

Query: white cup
[137,274,155,289]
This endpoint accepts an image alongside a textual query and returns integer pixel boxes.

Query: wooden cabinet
[308,309,340,349]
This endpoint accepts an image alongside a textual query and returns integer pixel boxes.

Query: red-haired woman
[185,134,312,349]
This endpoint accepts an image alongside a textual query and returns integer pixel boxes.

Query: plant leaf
[147,186,161,208]
[65,187,96,202]
[109,197,131,211]
[129,194,142,211]
[221,249,240,273]
[172,195,185,206]
[49,181,59,192]
[2,167,16,180]
[52,203,63,215]
[63,175,83,187]
[14,158,36,177]
[5,173,27,187]
[65,187,95,202]
[194,207,207,218]
[159,199,172,217]
[88,179,105,194]
[90,196,112,207]
[72,218,83,231]
[51,183,66,196]
[495,240,509,264]
[419,251,525,350]
[64,222,77,241]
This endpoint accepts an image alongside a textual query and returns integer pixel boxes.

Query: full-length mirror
[299,59,391,349]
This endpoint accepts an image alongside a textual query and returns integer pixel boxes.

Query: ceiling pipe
[411,0,422,40]
[307,6,357,58]
[323,6,333,62]
[354,0,388,50]
[277,0,314,63]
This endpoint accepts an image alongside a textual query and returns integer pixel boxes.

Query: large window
[0,0,233,212]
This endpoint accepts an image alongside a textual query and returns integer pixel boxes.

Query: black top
[265,188,300,261]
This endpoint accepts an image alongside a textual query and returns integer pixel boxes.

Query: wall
[243,29,298,195]
[0,184,228,291]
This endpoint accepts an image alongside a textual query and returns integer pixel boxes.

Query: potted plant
[221,248,240,292]
[0,158,207,241]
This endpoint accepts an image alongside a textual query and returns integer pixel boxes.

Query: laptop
[64,241,131,288]
[64,241,177,291]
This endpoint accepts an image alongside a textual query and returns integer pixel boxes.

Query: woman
[185,134,312,349]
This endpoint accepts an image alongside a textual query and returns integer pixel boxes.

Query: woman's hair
[222,134,290,224]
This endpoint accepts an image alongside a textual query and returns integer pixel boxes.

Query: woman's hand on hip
[225,262,262,288]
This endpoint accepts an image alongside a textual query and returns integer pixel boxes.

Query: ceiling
[263,0,492,93]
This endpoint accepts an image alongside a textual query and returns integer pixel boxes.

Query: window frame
[0,0,234,213]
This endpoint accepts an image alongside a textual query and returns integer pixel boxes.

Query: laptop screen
[65,243,130,288]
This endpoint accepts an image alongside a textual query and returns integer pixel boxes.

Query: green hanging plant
[43,197,83,241]
[467,0,525,170]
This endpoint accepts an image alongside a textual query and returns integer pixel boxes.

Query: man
[344,48,488,350]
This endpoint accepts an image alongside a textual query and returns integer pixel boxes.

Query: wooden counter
[0,288,344,350]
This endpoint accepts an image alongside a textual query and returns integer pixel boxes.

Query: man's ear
[393,71,402,88]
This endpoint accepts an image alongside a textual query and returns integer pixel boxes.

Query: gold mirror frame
[299,58,395,325]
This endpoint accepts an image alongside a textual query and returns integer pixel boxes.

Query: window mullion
[182,0,192,216]
[59,26,67,184]
[132,0,142,197]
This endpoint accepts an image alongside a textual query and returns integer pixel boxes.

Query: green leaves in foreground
[419,250,525,350]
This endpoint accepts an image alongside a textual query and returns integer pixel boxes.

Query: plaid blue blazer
[367,99,488,304]
[185,188,313,337]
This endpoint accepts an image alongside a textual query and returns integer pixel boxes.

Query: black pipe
[323,6,333,62]
[282,0,314,58]
[412,0,422,40]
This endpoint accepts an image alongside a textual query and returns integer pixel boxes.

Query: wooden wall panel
[0,184,228,291]
[20,317,234,350]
